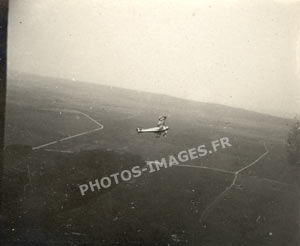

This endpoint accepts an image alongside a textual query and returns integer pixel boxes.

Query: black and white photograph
[1,0,300,245]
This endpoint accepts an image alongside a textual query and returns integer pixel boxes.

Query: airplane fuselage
[136,125,169,133]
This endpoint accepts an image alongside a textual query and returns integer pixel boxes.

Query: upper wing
[157,116,167,127]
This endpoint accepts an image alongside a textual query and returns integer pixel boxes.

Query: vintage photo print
[1,0,300,245]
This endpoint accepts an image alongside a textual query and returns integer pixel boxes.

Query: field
[1,73,299,245]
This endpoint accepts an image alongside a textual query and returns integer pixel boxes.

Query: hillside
[2,72,298,245]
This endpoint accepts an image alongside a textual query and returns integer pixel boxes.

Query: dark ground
[1,73,299,245]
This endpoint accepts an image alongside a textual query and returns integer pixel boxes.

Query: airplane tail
[136,128,142,133]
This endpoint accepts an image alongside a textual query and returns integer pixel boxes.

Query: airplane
[136,116,169,137]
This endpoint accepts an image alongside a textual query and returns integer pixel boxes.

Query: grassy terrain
[1,72,298,245]
[5,104,98,147]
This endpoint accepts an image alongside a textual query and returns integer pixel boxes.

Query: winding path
[32,109,104,150]
[174,141,274,223]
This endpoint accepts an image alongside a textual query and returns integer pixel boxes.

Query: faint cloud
[272,0,300,4]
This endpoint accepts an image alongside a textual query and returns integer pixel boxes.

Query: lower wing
[136,127,161,133]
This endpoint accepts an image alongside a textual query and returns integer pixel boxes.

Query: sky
[7,0,300,118]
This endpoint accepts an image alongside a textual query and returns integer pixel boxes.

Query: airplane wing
[157,116,167,127]
[137,127,161,133]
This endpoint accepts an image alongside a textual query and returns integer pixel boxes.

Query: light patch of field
[4,104,99,147]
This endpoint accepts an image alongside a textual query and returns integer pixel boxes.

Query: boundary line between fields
[174,141,273,224]
[197,141,269,223]
[175,164,235,174]
[32,109,104,150]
